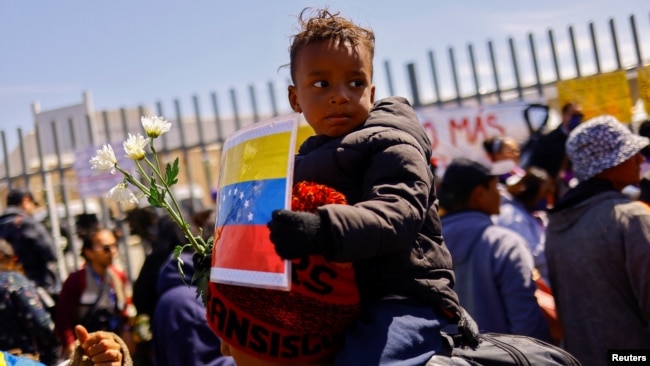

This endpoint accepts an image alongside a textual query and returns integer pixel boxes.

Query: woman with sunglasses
[55,228,137,360]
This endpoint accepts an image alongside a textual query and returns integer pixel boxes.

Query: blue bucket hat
[566,115,649,181]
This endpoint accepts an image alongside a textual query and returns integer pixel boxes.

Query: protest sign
[210,116,298,290]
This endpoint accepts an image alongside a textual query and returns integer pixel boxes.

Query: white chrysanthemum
[107,183,139,205]
[141,116,171,138]
[89,144,117,175]
[124,133,148,160]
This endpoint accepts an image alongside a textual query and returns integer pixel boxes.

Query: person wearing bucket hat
[545,115,650,366]
[438,157,551,342]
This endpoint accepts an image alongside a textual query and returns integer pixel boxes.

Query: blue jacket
[441,211,551,341]
[152,252,234,366]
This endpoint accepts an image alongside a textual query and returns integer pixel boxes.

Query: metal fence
[1,11,649,281]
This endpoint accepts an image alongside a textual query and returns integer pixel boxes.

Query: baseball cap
[6,188,38,207]
[566,115,650,181]
[441,157,515,200]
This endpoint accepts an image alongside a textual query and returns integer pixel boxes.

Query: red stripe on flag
[212,224,285,273]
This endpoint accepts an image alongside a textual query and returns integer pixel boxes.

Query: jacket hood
[298,96,432,160]
[364,97,432,158]
[441,211,492,265]
[156,251,194,295]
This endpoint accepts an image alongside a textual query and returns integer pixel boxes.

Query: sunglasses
[94,244,117,253]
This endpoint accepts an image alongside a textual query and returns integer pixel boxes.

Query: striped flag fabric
[210,116,298,290]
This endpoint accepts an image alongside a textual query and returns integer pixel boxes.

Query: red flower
[292,181,347,213]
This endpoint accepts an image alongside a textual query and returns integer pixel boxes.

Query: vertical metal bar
[119,108,129,141]
[630,14,643,67]
[384,60,395,97]
[34,124,47,207]
[107,110,134,281]
[508,37,523,100]
[569,26,581,78]
[448,47,462,106]
[428,50,442,107]
[406,63,421,107]
[68,117,89,214]
[248,85,259,123]
[193,95,213,193]
[528,33,544,97]
[609,18,623,70]
[230,88,242,131]
[548,29,562,81]
[174,99,197,214]
[211,92,224,142]
[156,101,169,153]
[1,131,11,188]
[51,121,78,272]
[268,81,278,117]
[488,40,503,103]
[193,95,206,148]
[102,111,112,143]
[468,43,482,104]
[85,114,109,235]
[589,22,602,74]
[17,129,29,188]
[100,111,113,229]
[86,115,95,145]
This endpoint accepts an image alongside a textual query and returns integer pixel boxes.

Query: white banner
[416,101,533,173]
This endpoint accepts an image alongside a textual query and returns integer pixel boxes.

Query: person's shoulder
[0,271,31,286]
[486,224,529,249]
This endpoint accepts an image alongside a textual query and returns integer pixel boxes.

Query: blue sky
[1,0,649,151]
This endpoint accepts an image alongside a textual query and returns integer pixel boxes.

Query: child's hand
[74,325,124,366]
[268,209,327,259]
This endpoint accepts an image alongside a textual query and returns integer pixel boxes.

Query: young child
[266,8,462,365]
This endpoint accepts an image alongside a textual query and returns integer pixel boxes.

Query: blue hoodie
[152,252,235,366]
[441,211,551,342]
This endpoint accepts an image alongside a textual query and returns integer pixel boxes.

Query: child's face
[288,39,375,137]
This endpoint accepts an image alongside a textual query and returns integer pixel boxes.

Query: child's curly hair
[289,7,375,82]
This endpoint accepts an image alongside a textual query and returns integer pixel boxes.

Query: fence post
[589,22,602,74]
[609,18,623,70]
[488,40,503,103]
[449,47,462,106]
[468,43,482,104]
[569,26,581,78]
[2,131,11,188]
[406,63,421,107]
[428,50,443,107]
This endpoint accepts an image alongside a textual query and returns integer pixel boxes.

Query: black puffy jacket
[294,97,461,320]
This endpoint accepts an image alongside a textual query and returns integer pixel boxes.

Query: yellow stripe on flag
[219,131,293,186]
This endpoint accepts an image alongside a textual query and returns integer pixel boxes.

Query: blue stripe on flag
[216,178,287,226]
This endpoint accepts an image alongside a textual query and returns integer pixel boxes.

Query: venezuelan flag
[211,117,298,290]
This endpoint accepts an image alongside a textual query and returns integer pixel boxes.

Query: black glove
[267,209,329,259]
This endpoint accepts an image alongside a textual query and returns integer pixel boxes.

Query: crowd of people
[1,6,649,366]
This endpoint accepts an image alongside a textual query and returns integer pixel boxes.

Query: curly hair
[288,7,375,82]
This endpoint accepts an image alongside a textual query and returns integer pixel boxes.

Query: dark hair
[483,136,504,157]
[510,167,549,211]
[439,177,493,213]
[561,102,578,115]
[80,227,114,259]
[288,7,375,82]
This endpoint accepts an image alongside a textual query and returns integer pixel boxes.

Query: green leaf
[173,245,185,280]
[148,186,163,207]
[165,158,180,186]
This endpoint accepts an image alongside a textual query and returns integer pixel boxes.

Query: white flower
[89,144,117,175]
[107,183,139,205]
[141,116,171,138]
[124,133,148,160]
